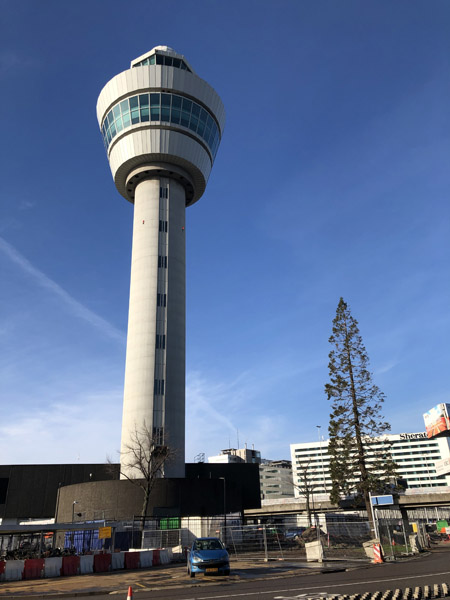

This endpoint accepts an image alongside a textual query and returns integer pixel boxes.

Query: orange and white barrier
[373,542,384,563]
[127,586,133,600]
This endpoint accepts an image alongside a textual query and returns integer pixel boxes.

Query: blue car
[187,537,230,577]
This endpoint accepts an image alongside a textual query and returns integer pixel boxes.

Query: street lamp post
[72,501,78,523]
[71,501,79,550]
[316,425,327,495]
[54,482,62,523]
[219,477,226,545]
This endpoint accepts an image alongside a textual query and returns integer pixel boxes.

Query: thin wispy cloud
[0,51,40,76]
[0,388,123,464]
[19,200,35,211]
[0,236,125,343]
[0,217,21,234]
[186,370,293,461]
[375,359,400,375]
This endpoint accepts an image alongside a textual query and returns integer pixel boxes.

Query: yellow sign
[98,526,112,539]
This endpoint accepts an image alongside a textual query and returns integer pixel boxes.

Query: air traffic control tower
[97,46,225,477]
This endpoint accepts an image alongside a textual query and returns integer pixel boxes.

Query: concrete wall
[0,464,119,520]
[0,462,261,521]
[56,469,260,522]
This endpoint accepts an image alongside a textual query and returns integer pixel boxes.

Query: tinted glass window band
[101,92,220,159]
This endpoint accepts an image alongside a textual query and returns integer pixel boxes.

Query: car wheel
[190,570,195,578]
[223,569,230,576]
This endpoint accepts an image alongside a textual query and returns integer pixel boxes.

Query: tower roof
[130,46,195,73]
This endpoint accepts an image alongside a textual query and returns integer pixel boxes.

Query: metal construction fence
[1,507,446,562]
[140,517,376,561]
[377,519,431,559]
[220,521,373,561]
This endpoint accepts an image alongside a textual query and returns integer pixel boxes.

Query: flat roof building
[291,432,450,498]
[208,448,293,500]
[259,460,294,500]
[208,446,261,465]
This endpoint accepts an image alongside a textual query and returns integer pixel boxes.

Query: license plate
[206,568,218,573]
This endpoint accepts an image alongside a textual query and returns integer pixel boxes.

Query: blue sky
[1,0,449,465]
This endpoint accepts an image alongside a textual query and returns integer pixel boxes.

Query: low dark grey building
[0,464,119,522]
[0,463,261,522]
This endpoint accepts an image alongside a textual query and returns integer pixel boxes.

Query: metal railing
[1,511,443,561]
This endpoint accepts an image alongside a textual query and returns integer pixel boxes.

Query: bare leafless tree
[109,422,175,533]
[292,460,319,527]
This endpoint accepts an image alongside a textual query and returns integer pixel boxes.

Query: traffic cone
[127,586,133,600]
[373,543,384,564]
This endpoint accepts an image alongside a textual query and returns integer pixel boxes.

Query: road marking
[182,570,450,600]
[274,594,328,599]
[274,594,329,600]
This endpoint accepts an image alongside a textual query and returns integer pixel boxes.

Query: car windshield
[193,539,223,551]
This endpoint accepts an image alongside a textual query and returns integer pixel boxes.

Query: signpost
[369,494,394,540]
[98,526,112,540]
[435,457,450,477]
[370,494,394,506]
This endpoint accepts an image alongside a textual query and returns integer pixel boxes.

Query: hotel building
[291,432,450,497]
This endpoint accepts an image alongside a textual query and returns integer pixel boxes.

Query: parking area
[0,556,367,598]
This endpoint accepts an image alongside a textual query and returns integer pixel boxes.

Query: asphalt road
[55,548,450,600]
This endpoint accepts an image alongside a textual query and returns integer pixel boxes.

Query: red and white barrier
[111,551,124,570]
[23,558,45,580]
[79,555,94,574]
[0,548,172,582]
[44,556,62,578]
[61,555,80,576]
[5,559,25,581]
[93,553,111,573]
[138,550,153,568]
[124,551,140,570]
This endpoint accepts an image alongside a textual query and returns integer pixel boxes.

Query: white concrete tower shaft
[123,174,186,472]
[97,46,225,478]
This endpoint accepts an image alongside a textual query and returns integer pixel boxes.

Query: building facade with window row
[290,432,450,498]
[259,460,294,500]
[208,448,294,500]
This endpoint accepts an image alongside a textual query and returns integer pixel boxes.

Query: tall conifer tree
[325,298,396,532]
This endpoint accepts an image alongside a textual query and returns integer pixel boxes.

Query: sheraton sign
[399,432,427,440]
